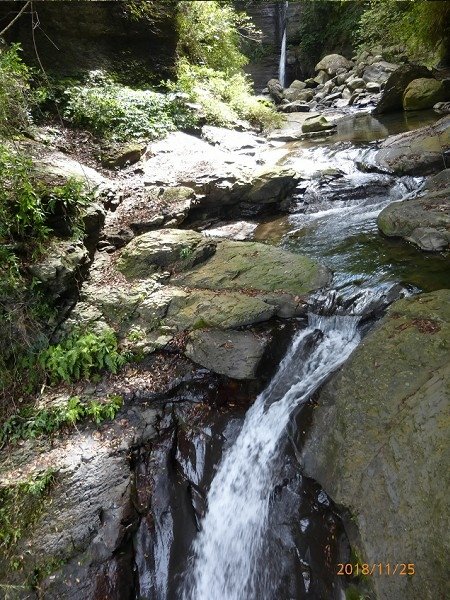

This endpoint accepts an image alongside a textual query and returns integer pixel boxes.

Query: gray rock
[313,70,329,85]
[347,77,366,91]
[315,54,352,76]
[378,182,450,251]
[301,290,450,600]
[434,101,450,114]
[362,60,398,85]
[372,115,450,175]
[302,115,336,133]
[29,240,90,300]
[185,329,268,379]
[267,78,284,104]
[278,101,311,113]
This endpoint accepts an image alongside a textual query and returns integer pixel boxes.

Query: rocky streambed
[0,108,449,600]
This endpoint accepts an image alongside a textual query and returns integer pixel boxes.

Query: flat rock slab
[165,289,275,330]
[185,329,268,379]
[372,115,450,175]
[173,239,330,298]
[301,289,450,600]
[378,175,450,251]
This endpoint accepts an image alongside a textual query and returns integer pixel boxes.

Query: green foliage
[177,0,249,73]
[0,43,30,137]
[356,0,450,64]
[40,329,128,384]
[293,1,364,75]
[0,146,48,247]
[63,71,196,141]
[0,394,123,445]
[0,469,57,553]
[175,60,281,130]
[179,245,193,260]
[174,1,279,131]
[0,146,95,409]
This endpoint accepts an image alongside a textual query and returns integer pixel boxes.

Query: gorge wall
[0,1,177,83]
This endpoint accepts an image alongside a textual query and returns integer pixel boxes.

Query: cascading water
[180,291,380,600]
[278,1,288,87]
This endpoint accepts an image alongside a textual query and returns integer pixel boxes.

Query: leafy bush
[40,329,128,384]
[0,43,30,137]
[177,0,249,73]
[175,60,281,130]
[63,71,195,141]
[0,146,48,247]
[0,394,123,445]
[174,1,279,131]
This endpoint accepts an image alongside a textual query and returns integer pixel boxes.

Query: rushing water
[182,310,362,600]
[141,111,447,600]
[278,1,288,87]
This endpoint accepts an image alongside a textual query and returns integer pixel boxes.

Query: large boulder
[83,231,330,378]
[141,132,299,218]
[302,115,336,134]
[403,78,449,111]
[362,60,398,85]
[117,229,217,278]
[173,238,330,299]
[267,78,284,103]
[373,63,432,114]
[378,170,450,251]
[185,329,268,380]
[301,290,450,600]
[371,115,450,175]
[314,54,352,76]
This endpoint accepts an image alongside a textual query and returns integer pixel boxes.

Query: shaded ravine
[131,111,444,600]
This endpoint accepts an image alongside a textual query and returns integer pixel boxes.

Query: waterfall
[278,0,288,87]
[181,290,377,600]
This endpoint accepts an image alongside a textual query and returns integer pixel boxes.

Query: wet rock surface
[378,170,450,251]
[371,115,450,175]
[301,290,450,600]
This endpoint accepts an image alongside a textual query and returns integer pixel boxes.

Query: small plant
[0,394,123,446]
[40,329,128,384]
[0,469,57,553]
[0,43,31,137]
[179,245,193,260]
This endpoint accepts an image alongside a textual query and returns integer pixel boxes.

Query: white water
[279,28,287,88]
[278,1,288,87]
[182,310,362,600]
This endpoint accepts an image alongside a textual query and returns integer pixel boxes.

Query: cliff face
[0,1,178,83]
[237,1,303,90]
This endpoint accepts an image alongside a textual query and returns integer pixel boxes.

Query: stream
[133,110,446,600]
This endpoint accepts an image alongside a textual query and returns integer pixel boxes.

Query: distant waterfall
[278,0,288,87]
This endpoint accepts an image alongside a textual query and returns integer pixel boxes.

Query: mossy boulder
[165,289,275,331]
[173,239,330,298]
[403,78,449,111]
[100,142,146,169]
[373,63,432,114]
[301,290,450,600]
[117,229,217,278]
